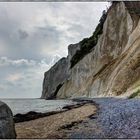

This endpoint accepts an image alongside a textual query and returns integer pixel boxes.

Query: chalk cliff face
[41,58,69,99]
[42,2,140,99]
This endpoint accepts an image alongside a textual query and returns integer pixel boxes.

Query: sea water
[0,98,75,115]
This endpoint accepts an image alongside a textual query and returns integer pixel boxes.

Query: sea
[0,98,75,115]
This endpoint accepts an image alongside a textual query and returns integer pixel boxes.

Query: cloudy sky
[0,2,109,98]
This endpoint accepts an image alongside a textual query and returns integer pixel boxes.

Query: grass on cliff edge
[70,10,107,68]
[128,89,140,99]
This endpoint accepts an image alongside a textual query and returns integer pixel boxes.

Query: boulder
[0,101,16,138]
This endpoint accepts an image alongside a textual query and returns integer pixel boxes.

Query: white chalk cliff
[42,2,140,99]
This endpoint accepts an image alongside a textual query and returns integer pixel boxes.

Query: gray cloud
[18,29,29,40]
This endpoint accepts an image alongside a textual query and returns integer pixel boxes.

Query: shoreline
[14,99,97,123]
[15,102,97,138]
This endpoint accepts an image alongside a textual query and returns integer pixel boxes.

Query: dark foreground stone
[0,101,16,138]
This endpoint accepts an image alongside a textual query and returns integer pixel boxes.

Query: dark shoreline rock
[14,110,65,123]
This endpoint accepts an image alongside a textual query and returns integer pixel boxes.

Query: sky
[0,2,109,98]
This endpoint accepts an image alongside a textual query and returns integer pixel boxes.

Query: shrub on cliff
[128,90,140,99]
[70,10,107,68]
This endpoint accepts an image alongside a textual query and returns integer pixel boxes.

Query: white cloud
[0,57,36,66]
[0,55,60,67]
[6,73,22,82]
